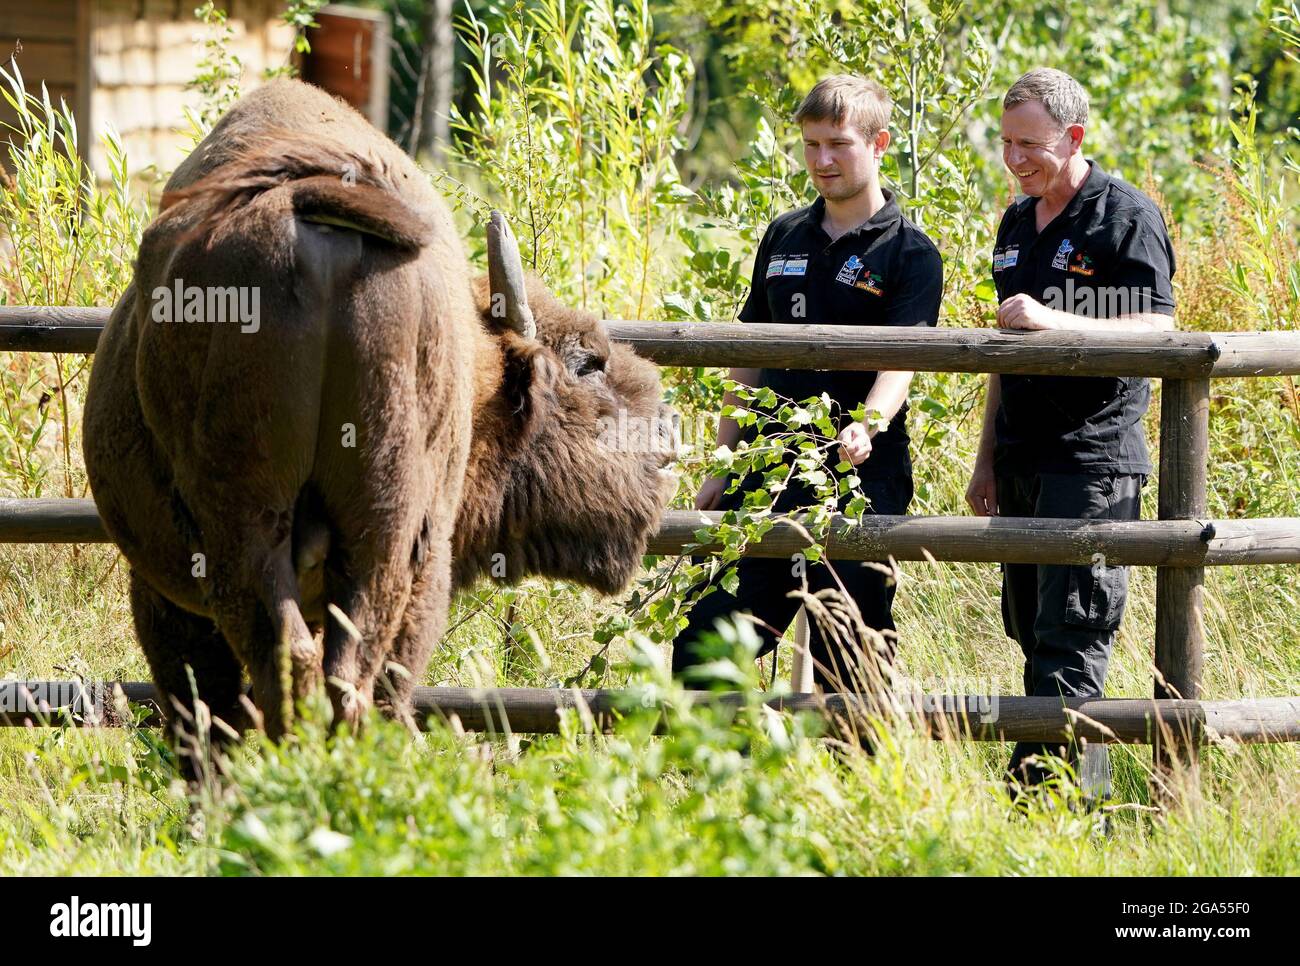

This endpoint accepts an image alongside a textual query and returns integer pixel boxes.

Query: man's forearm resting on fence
[996,293,1175,332]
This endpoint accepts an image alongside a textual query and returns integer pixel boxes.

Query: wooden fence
[2,307,1300,777]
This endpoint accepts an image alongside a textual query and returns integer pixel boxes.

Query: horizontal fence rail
[0,307,107,353]
[7,499,1300,567]
[2,681,1297,744]
[608,322,1300,379]
[651,512,1300,566]
[5,308,1300,377]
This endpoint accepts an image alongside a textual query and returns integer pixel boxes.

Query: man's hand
[997,293,1058,331]
[695,477,726,511]
[837,421,873,466]
[965,460,998,516]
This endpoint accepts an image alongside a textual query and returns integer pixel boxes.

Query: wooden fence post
[1154,377,1211,794]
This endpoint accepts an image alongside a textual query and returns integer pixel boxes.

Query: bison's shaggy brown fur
[83,80,677,749]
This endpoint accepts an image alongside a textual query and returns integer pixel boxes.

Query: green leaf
[721,568,740,595]
[919,397,948,418]
[662,293,693,318]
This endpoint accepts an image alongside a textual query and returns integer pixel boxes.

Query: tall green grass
[0,61,142,500]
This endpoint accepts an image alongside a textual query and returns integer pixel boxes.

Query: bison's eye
[574,354,607,378]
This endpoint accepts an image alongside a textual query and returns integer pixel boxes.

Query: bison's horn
[486,210,536,340]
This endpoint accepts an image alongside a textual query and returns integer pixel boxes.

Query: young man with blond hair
[967,68,1176,802]
[673,74,943,691]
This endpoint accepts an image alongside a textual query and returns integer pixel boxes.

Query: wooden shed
[0,1,390,182]
[301,4,389,134]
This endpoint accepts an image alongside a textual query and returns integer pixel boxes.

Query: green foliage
[449,0,695,318]
[803,1,995,235]
[0,63,144,498]
[185,0,329,138]
[1222,101,1300,331]
[663,113,805,325]
[1021,1,1229,214]
[1275,0,1300,58]
[185,2,245,136]
[577,378,874,685]
[274,0,331,62]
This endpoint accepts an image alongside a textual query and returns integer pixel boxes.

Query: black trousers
[672,472,913,692]
[996,470,1144,798]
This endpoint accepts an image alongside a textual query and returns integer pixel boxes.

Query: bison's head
[454,214,679,594]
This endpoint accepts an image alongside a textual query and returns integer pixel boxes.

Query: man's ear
[1067,123,1085,152]
[874,128,891,158]
[500,337,558,443]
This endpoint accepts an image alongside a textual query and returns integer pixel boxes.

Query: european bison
[83,79,678,746]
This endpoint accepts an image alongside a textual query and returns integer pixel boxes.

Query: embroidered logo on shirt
[835,255,864,285]
[993,246,1019,272]
[1051,238,1074,271]
[854,271,884,295]
[782,257,808,276]
[1068,251,1095,276]
[766,257,785,279]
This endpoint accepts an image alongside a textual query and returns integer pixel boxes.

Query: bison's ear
[500,337,558,442]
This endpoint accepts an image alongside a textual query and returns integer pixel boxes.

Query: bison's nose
[656,404,682,466]
[652,403,682,506]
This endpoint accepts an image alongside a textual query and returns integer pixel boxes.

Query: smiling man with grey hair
[966,67,1177,807]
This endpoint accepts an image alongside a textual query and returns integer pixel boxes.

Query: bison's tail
[160,132,433,251]
[261,530,324,720]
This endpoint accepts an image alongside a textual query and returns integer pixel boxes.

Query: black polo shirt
[737,190,943,483]
[991,160,1175,476]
